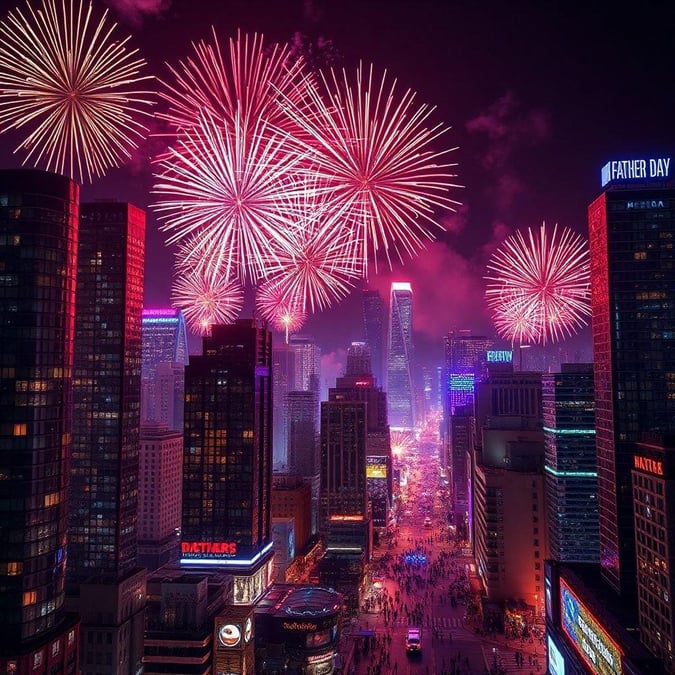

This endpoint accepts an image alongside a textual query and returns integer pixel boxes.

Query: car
[423,517,432,528]
[405,627,422,654]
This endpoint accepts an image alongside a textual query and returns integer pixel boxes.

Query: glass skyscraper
[386,282,414,430]
[182,320,273,604]
[0,170,80,670]
[589,183,675,600]
[362,288,386,386]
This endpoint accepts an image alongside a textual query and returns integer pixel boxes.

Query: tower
[0,170,80,672]
[181,320,273,605]
[386,282,414,430]
[588,171,675,601]
[362,289,385,385]
[68,201,146,675]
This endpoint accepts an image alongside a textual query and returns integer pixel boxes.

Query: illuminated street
[343,435,545,674]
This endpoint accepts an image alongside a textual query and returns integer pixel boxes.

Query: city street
[342,442,546,674]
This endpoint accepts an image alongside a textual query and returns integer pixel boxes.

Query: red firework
[485,223,591,345]
[276,62,462,273]
[0,0,153,183]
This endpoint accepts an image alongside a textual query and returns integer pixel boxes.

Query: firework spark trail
[275,62,462,274]
[256,279,307,343]
[154,109,305,283]
[485,222,591,344]
[0,0,154,182]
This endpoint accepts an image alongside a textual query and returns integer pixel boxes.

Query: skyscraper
[386,282,414,430]
[362,289,386,385]
[0,170,80,672]
[68,201,146,675]
[271,343,295,469]
[346,341,372,377]
[543,364,598,563]
[588,176,675,600]
[287,390,318,477]
[181,320,273,605]
[141,308,189,431]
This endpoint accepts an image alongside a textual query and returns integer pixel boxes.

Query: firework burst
[485,222,591,345]
[256,279,307,343]
[276,62,462,273]
[171,265,244,336]
[390,430,414,458]
[153,110,302,283]
[0,0,153,183]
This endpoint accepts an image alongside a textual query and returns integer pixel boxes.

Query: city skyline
[1,0,673,362]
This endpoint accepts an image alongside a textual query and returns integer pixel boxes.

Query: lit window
[13,424,27,436]
[23,591,36,606]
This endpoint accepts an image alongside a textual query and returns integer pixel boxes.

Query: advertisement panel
[560,579,623,675]
[548,634,566,675]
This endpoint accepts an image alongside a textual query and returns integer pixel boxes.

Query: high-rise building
[543,364,598,563]
[386,282,414,430]
[141,308,189,431]
[138,424,183,571]
[0,170,80,673]
[68,201,146,675]
[588,177,675,600]
[346,341,371,377]
[362,289,386,385]
[319,400,368,533]
[181,320,274,605]
[287,390,318,477]
[271,343,295,469]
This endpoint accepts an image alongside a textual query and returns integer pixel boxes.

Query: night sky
[2,0,674,372]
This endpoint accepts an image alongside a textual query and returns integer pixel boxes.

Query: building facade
[0,170,80,674]
[543,364,598,563]
[362,288,386,386]
[386,282,414,430]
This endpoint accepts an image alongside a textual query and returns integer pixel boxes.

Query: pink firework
[256,280,307,343]
[0,0,153,183]
[271,178,362,313]
[390,430,414,458]
[172,265,244,336]
[154,110,301,283]
[158,29,313,136]
[277,63,462,273]
[485,223,591,345]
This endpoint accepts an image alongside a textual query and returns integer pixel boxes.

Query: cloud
[105,0,170,27]
[367,241,491,341]
[439,203,469,235]
[320,349,346,396]
[467,92,550,213]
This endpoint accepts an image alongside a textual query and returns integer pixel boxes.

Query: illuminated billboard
[601,157,671,187]
[560,579,623,675]
[366,464,387,479]
[548,635,566,675]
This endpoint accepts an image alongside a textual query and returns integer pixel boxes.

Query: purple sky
[2,0,674,367]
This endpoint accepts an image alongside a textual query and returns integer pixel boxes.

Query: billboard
[560,579,623,675]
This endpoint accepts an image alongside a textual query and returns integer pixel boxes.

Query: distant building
[182,321,274,605]
[68,201,146,675]
[141,308,189,431]
[287,390,319,477]
[543,364,598,563]
[138,425,183,571]
[386,282,414,430]
[0,170,80,674]
[271,474,312,555]
[362,288,386,386]
[346,341,372,377]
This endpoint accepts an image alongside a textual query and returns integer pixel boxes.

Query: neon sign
[487,350,513,363]
[633,455,664,477]
[181,541,237,556]
[601,157,671,187]
[560,579,623,675]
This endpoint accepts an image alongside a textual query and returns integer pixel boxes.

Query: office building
[0,170,80,674]
[141,308,189,431]
[287,390,318,477]
[346,340,372,378]
[271,475,312,555]
[271,343,295,469]
[68,201,146,675]
[182,320,274,605]
[631,434,675,669]
[138,425,183,571]
[588,177,675,600]
[362,288,386,386]
[543,364,598,563]
[386,282,414,430]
